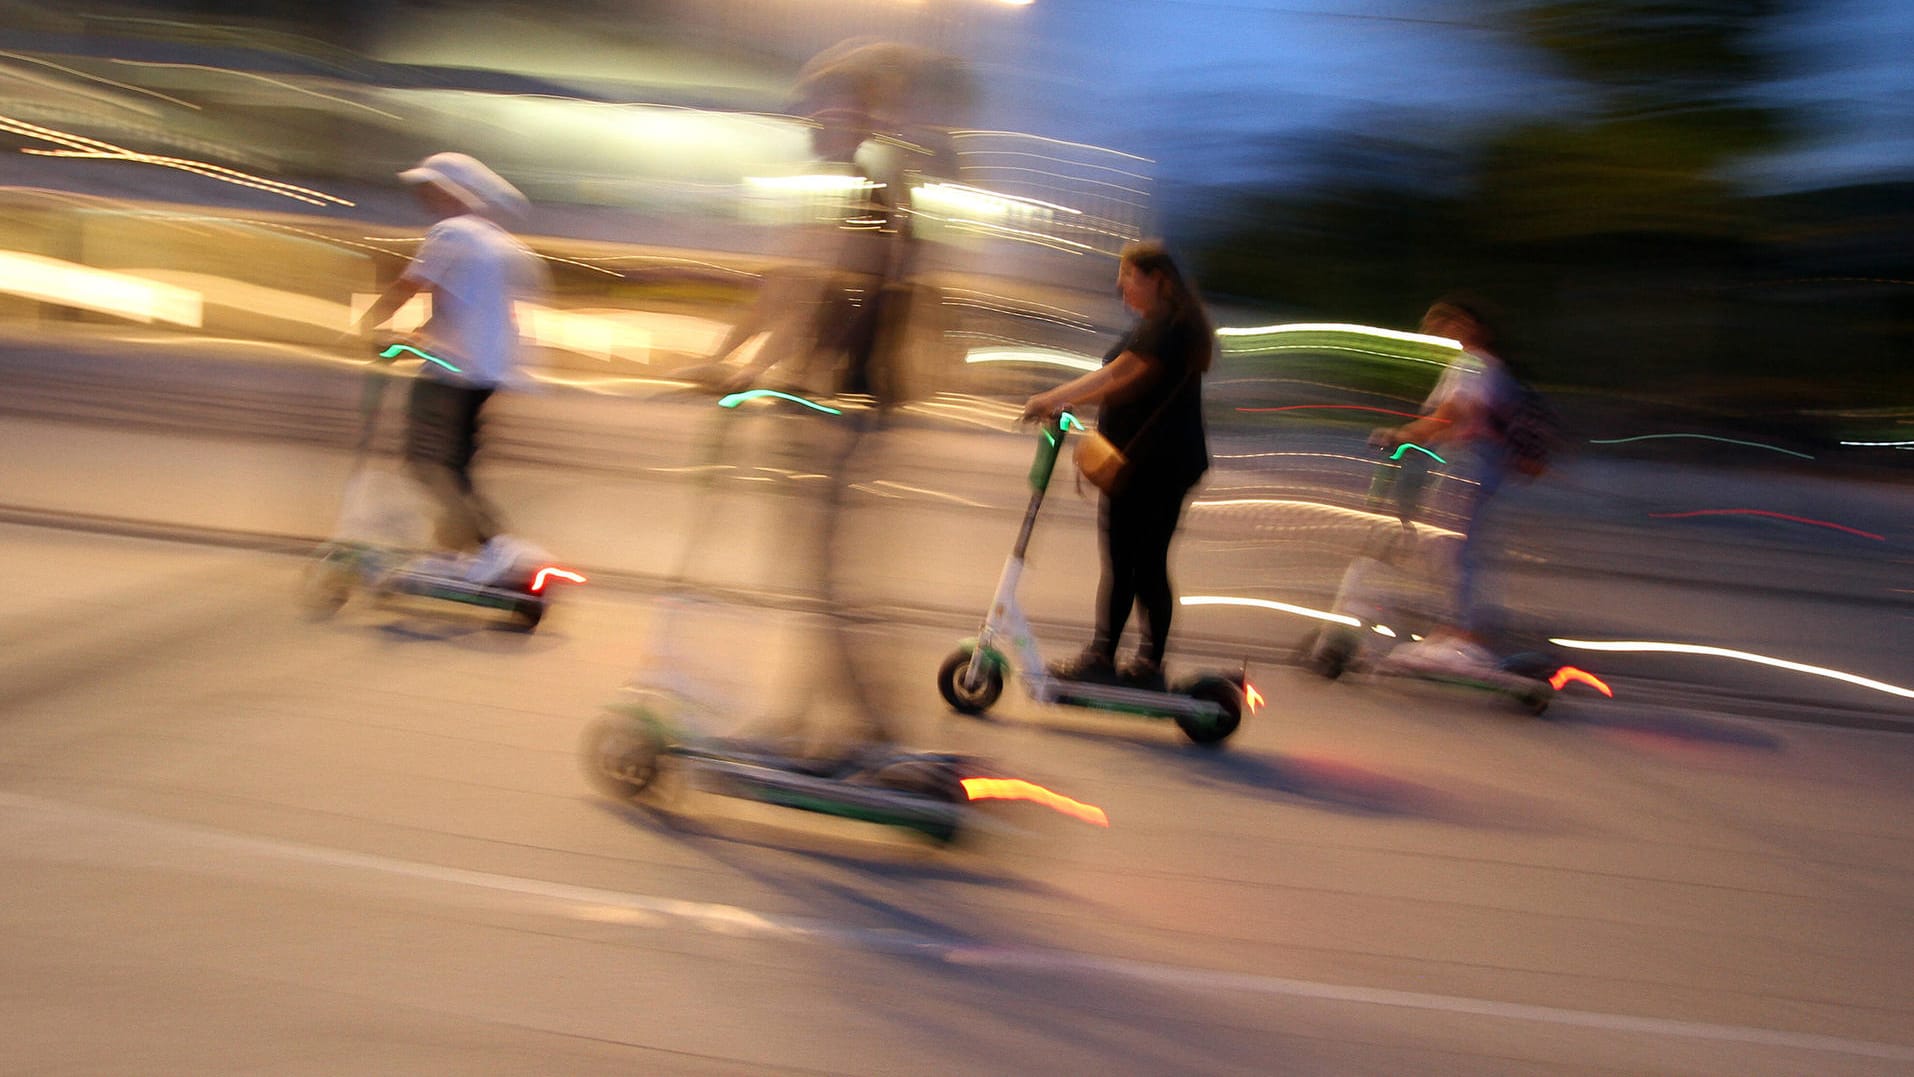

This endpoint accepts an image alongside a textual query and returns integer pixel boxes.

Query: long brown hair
[1121,239,1215,372]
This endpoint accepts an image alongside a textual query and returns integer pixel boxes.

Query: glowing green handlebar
[717,389,842,415]
[1390,442,1445,464]
[377,343,461,374]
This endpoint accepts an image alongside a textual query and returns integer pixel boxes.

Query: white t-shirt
[403,214,542,389]
[1424,348,1514,446]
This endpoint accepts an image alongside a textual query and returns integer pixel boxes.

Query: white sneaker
[464,535,541,584]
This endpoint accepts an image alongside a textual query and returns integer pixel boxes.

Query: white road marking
[6,791,1911,1063]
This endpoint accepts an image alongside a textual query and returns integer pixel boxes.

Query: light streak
[743,174,881,193]
[1589,433,1813,460]
[0,50,197,109]
[1216,322,1462,350]
[0,251,202,326]
[1549,666,1613,696]
[107,59,406,120]
[1180,595,1360,628]
[964,347,1100,372]
[1841,439,1914,449]
[530,567,587,593]
[949,130,1154,163]
[1647,509,1884,542]
[960,777,1108,827]
[953,150,1153,183]
[1244,683,1265,712]
[377,343,460,374]
[915,181,1082,218]
[1549,639,1914,700]
[2,113,354,207]
[1390,442,1446,463]
[850,481,989,509]
[1239,405,1441,421]
[717,389,841,415]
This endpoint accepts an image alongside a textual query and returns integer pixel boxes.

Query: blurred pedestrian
[354,151,547,574]
[1370,292,1519,674]
[1020,240,1214,689]
[710,101,909,400]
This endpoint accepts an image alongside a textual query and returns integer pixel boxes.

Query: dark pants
[403,377,501,549]
[1092,472,1198,666]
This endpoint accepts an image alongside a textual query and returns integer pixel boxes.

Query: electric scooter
[301,343,586,629]
[581,680,1109,845]
[1299,444,1608,714]
[936,412,1251,745]
[582,393,1109,844]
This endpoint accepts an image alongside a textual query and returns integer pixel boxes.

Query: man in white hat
[355,152,546,570]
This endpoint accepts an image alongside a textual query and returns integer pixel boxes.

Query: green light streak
[1390,442,1445,464]
[377,343,461,374]
[1589,433,1813,460]
[1060,412,1084,431]
[717,389,842,415]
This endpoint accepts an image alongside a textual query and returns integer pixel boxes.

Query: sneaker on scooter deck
[1118,655,1168,693]
[1048,649,1119,685]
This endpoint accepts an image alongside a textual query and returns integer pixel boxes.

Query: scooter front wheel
[299,552,356,618]
[581,711,669,801]
[937,646,1004,716]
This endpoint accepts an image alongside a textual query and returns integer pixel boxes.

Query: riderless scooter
[936,412,1251,745]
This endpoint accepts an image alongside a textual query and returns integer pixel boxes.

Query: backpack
[1494,376,1560,478]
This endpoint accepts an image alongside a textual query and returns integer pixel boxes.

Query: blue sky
[987,0,1914,194]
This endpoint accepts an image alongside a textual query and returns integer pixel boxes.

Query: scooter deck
[678,752,965,837]
[381,567,540,611]
[1041,678,1228,720]
[1364,660,1552,713]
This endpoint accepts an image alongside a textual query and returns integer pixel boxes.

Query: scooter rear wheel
[511,598,545,631]
[867,756,966,844]
[1173,675,1244,746]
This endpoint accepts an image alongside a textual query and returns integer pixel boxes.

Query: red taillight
[959,777,1108,827]
[1549,666,1613,697]
[530,566,587,594]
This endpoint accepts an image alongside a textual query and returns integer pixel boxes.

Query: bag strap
[1112,370,1194,454]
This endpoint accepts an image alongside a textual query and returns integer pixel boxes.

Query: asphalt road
[1,334,1912,1074]
[2,524,1912,1075]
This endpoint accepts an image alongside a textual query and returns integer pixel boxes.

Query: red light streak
[960,777,1108,827]
[1648,509,1884,542]
[1550,666,1613,696]
[530,567,587,593]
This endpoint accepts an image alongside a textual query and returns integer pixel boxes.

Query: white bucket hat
[398,151,529,222]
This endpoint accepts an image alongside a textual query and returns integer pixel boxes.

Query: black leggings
[1092,474,1197,665]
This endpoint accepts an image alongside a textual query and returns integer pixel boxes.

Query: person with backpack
[1369,292,1532,676]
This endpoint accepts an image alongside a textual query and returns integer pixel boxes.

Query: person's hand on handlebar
[1020,388,1071,424]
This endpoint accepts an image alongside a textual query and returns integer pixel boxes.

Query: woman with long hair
[1020,240,1214,688]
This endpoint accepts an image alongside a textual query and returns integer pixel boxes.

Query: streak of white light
[1548,639,1914,700]
[1180,594,1360,628]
